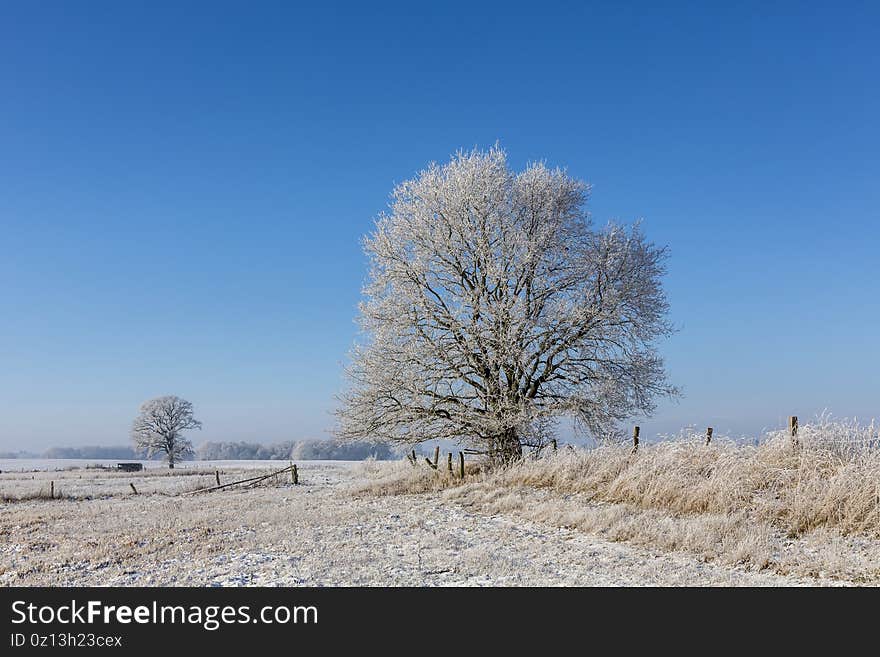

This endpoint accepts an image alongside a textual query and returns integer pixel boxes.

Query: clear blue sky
[1,1,878,450]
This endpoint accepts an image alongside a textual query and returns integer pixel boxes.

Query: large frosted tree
[131,396,201,468]
[338,147,676,462]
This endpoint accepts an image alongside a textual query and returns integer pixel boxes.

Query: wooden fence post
[632,426,640,453]
[433,446,440,468]
[50,481,54,499]
[789,416,798,444]
[292,464,299,485]
[129,483,139,495]
[551,439,558,453]
[447,452,452,474]
[215,470,221,486]
[706,427,713,446]
[411,449,417,466]
[459,452,465,479]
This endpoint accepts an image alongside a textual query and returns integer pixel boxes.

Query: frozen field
[0,460,844,587]
[0,460,358,499]
[0,458,359,472]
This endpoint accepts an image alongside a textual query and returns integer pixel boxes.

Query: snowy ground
[0,460,359,499]
[0,458,358,472]
[0,461,827,586]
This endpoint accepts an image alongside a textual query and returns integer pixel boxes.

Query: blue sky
[1,1,878,450]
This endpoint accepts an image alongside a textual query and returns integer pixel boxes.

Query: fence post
[459,452,465,479]
[129,483,139,495]
[292,464,299,485]
[632,426,640,453]
[551,439,558,453]
[789,416,798,445]
[706,427,713,446]
[215,470,221,486]
[50,481,54,499]
[433,446,440,468]
[447,452,452,474]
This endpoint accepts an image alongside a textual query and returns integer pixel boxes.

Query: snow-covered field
[0,460,358,499]
[0,460,839,586]
[0,458,359,472]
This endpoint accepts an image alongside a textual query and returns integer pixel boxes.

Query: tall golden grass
[356,417,880,580]
[484,417,880,538]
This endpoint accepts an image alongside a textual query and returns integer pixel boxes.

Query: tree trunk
[492,427,522,465]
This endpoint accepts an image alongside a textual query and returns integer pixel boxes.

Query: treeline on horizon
[0,439,404,461]
[198,439,403,461]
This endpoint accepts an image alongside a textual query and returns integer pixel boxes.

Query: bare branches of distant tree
[131,396,201,468]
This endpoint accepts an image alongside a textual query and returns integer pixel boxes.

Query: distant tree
[130,396,201,468]
[337,147,677,463]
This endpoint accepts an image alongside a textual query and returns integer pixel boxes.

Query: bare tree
[337,147,677,463]
[131,396,201,468]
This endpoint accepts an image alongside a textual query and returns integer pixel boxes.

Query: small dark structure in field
[117,462,143,472]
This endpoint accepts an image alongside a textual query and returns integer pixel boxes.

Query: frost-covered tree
[130,396,201,468]
[337,147,677,463]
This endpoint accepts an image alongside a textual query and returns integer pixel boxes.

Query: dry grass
[355,418,880,583]
[490,419,880,538]
[354,458,484,495]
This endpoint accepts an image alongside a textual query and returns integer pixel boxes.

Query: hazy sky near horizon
[2,2,878,451]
